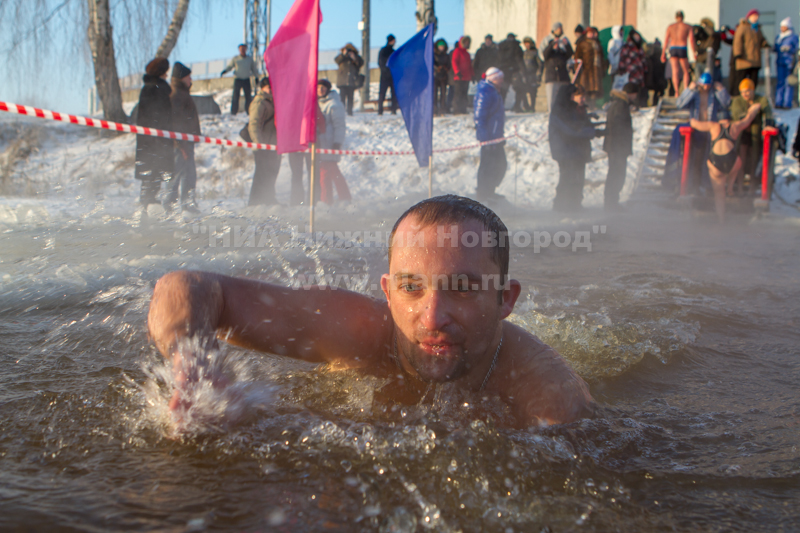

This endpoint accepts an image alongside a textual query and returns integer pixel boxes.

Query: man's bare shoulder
[489,322,594,426]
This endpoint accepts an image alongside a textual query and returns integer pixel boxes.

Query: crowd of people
[132,8,799,219]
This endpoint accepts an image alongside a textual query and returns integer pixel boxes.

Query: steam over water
[2,109,800,529]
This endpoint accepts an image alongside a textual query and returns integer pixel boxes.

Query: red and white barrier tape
[0,100,546,156]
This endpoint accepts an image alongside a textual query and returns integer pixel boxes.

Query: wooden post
[428,155,433,198]
[309,142,317,234]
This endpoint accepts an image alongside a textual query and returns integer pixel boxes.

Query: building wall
[464,0,539,47]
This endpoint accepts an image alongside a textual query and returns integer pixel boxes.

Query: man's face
[572,92,586,107]
[485,37,493,46]
[554,28,563,38]
[381,217,519,383]
[182,74,192,89]
[781,25,789,33]
[317,84,328,98]
[524,41,533,50]
[741,86,754,101]
[238,45,247,56]
[749,14,759,24]
[389,39,396,47]
[437,44,446,52]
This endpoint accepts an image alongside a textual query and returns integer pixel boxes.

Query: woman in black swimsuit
[689,102,762,222]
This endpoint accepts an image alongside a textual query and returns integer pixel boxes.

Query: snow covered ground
[1,90,655,226]
[2,89,800,231]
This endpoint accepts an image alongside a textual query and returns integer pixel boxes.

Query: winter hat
[485,67,504,83]
[781,17,792,29]
[260,77,271,88]
[746,9,759,19]
[507,33,516,39]
[146,57,170,77]
[522,36,534,44]
[387,34,396,42]
[171,62,191,79]
[552,22,563,32]
[739,78,755,91]
[435,38,447,47]
[574,24,585,34]
[318,78,332,90]
[699,72,713,85]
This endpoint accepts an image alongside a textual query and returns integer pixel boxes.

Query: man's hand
[714,82,724,91]
[793,149,800,159]
[661,53,667,63]
[688,81,697,90]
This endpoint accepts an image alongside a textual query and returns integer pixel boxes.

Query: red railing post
[679,126,693,196]
[761,128,778,202]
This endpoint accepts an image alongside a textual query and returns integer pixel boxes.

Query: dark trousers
[554,159,587,211]
[231,78,253,115]
[434,80,448,114]
[605,153,628,207]
[453,80,470,114]
[340,86,355,115]
[135,159,171,206]
[249,151,282,206]
[477,143,507,198]
[378,74,397,114]
[166,144,197,205]
[446,83,455,113]
[288,152,309,205]
[520,84,538,112]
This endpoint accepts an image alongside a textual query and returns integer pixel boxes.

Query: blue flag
[387,24,434,167]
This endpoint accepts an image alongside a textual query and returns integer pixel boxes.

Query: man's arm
[220,57,235,76]
[148,271,393,368]
[662,25,672,61]
[492,323,594,426]
[689,118,716,132]
[730,103,763,139]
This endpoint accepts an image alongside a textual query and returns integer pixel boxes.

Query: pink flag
[264,0,321,153]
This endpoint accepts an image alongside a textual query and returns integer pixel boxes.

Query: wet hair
[676,10,684,20]
[388,195,510,289]
[145,57,170,77]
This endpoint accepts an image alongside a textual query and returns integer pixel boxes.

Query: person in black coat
[497,33,525,110]
[434,39,451,116]
[542,23,573,112]
[377,34,398,115]
[603,83,638,210]
[473,34,500,81]
[548,84,603,211]
[135,57,173,207]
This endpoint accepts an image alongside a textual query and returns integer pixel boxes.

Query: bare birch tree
[0,0,199,121]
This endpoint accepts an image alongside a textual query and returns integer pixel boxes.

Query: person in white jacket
[608,25,624,84]
[317,79,351,204]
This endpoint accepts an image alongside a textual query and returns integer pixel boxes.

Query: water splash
[130,337,277,438]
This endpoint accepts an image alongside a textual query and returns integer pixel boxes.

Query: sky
[0,0,464,115]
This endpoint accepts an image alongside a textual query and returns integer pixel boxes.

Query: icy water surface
[1,196,799,532]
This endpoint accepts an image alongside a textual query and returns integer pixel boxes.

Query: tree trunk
[156,0,191,59]
[87,0,126,122]
[415,0,435,32]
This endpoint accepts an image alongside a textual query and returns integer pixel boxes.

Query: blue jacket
[676,85,730,121]
[473,80,505,142]
[775,32,799,71]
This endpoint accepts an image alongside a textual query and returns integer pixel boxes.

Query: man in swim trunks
[147,195,595,427]
[662,11,695,95]
[690,103,762,222]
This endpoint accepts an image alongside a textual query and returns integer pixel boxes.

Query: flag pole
[309,142,317,234]
[428,155,433,198]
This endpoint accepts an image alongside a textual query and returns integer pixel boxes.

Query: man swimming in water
[147,195,594,427]
[662,11,695,95]
[690,103,762,222]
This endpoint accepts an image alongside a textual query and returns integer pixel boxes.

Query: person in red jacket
[451,36,474,114]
